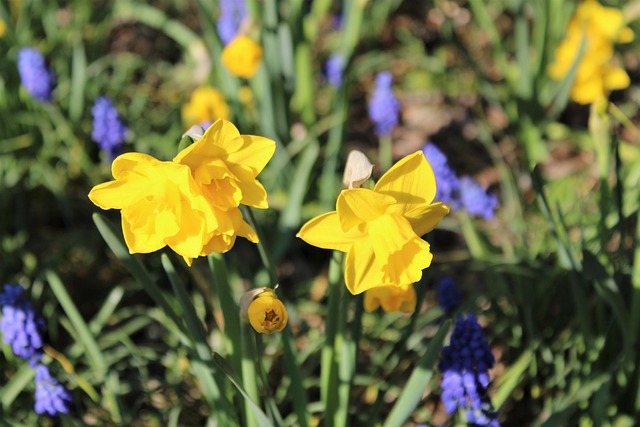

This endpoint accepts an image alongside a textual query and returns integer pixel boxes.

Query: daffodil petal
[336,188,395,232]
[603,66,630,90]
[401,202,450,236]
[374,151,437,208]
[227,135,276,176]
[297,212,363,252]
[121,209,166,254]
[237,179,269,208]
[345,238,385,295]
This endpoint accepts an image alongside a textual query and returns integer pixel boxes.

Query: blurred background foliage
[1,0,640,425]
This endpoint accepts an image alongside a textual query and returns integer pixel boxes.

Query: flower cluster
[217,0,248,45]
[17,47,55,102]
[367,71,400,136]
[437,277,460,314]
[89,119,275,265]
[422,143,498,219]
[182,86,230,129]
[298,151,449,295]
[91,97,128,161]
[439,314,498,426]
[548,0,634,104]
[0,284,71,416]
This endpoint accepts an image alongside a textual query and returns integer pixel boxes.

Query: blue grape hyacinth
[368,71,400,136]
[325,53,344,88]
[34,364,71,416]
[437,277,460,314]
[439,314,499,426]
[91,97,128,161]
[422,143,461,209]
[0,284,44,364]
[217,0,247,45]
[459,176,498,220]
[17,47,55,102]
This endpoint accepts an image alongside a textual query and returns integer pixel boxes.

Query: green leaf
[382,320,451,427]
[45,270,107,381]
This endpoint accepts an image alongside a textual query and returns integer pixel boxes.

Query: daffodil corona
[89,119,275,264]
[297,151,449,295]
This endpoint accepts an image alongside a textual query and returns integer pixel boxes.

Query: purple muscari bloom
[17,47,55,102]
[439,314,498,426]
[34,364,71,416]
[91,97,128,161]
[217,0,247,45]
[422,143,461,209]
[368,71,400,136]
[437,277,460,314]
[325,53,344,87]
[0,284,44,364]
[459,176,498,220]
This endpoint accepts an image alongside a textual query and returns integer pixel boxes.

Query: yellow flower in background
[0,19,6,38]
[182,86,230,129]
[297,151,450,295]
[89,153,218,260]
[245,289,288,334]
[222,35,263,78]
[89,119,275,264]
[364,284,416,313]
[174,119,275,254]
[549,0,633,104]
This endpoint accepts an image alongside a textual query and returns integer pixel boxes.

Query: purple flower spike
[0,284,44,364]
[368,71,400,136]
[34,364,71,416]
[439,314,499,426]
[91,97,128,161]
[217,0,248,45]
[17,47,55,102]
[422,143,461,209]
[459,176,498,219]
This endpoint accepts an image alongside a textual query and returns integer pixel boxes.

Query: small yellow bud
[343,150,374,189]
[222,35,263,78]
[242,288,288,334]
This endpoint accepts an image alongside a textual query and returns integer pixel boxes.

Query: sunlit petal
[298,212,363,252]
[375,151,437,207]
[336,189,395,232]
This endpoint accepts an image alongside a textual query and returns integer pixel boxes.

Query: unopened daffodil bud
[240,287,288,334]
[343,150,374,189]
[364,284,417,313]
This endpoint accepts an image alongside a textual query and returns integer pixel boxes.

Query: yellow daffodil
[89,153,218,260]
[364,284,417,313]
[549,0,633,104]
[182,86,230,129]
[244,288,288,334]
[89,119,275,264]
[221,35,262,78]
[173,119,275,255]
[297,151,449,295]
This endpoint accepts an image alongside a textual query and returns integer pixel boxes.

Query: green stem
[379,134,393,173]
[321,252,344,425]
[208,254,243,377]
[241,324,261,427]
